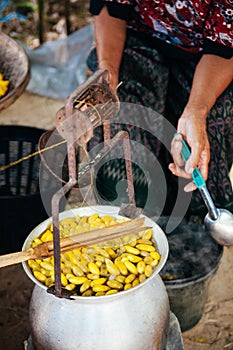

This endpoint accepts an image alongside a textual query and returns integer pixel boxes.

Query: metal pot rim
[22,205,169,300]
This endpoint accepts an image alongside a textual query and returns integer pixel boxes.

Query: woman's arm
[94,6,127,89]
[169,54,233,191]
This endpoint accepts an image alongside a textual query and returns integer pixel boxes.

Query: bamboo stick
[0,218,151,268]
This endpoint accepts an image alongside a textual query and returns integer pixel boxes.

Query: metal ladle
[177,133,233,246]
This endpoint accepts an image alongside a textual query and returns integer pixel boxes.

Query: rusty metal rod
[122,131,136,206]
[52,139,78,298]
[51,178,77,298]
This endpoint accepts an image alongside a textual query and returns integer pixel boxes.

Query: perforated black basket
[0,125,65,254]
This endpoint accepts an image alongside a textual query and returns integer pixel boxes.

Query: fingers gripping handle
[174,132,206,189]
[174,133,218,220]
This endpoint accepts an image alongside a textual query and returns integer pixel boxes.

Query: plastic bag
[25,24,94,100]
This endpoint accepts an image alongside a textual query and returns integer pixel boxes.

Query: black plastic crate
[0,125,65,254]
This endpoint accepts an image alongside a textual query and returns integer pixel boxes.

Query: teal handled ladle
[175,132,233,246]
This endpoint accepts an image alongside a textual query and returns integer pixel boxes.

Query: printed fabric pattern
[91,0,233,53]
[87,32,233,216]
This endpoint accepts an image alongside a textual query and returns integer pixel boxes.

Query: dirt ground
[0,91,233,350]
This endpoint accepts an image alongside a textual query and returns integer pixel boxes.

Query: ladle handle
[175,133,219,220]
[198,187,219,220]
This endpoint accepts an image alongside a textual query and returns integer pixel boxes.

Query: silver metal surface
[178,133,233,246]
[204,208,233,246]
[199,186,218,220]
[199,187,233,246]
[30,276,169,350]
[23,206,170,350]
[26,312,184,350]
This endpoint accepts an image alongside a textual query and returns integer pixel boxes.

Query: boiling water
[159,218,223,283]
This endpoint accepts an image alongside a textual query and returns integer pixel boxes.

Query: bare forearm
[94,6,127,88]
[172,55,233,185]
[185,54,233,117]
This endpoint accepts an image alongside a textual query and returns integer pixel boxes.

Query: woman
[87,1,233,219]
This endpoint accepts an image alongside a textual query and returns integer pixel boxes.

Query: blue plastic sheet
[25,24,94,100]
[0,0,26,22]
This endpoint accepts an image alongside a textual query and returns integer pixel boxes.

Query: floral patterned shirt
[90,0,233,57]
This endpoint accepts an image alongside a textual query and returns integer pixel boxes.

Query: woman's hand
[98,60,120,91]
[169,105,210,192]
[169,54,233,192]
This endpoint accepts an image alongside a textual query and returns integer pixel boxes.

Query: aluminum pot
[22,205,170,350]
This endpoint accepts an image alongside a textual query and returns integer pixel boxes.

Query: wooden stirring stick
[0,217,152,268]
